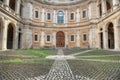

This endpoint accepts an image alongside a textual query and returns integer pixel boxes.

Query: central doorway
[56,31,65,47]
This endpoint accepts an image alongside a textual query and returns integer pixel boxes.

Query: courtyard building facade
[0,0,120,50]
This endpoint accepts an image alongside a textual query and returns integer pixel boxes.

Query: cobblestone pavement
[45,49,75,80]
[45,49,93,80]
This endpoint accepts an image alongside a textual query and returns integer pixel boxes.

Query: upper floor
[0,0,120,27]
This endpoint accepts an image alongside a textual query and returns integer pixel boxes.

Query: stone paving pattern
[0,49,120,80]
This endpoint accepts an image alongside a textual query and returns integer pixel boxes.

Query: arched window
[57,11,64,24]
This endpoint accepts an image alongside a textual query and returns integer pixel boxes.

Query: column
[103,27,108,49]
[88,3,92,19]
[53,32,56,48]
[13,26,18,49]
[65,32,68,48]
[77,31,80,47]
[53,10,56,23]
[113,0,119,10]
[76,9,80,25]
[41,8,45,25]
[4,0,10,6]
[2,19,8,50]
[15,0,21,15]
[101,0,107,15]
[114,20,119,50]
[41,31,45,47]
[65,10,68,27]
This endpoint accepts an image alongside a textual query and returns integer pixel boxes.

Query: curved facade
[0,0,120,50]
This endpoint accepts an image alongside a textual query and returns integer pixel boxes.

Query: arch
[107,22,114,49]
[7,23,15,49]
[56,31,65,47]
[57,11,64,24]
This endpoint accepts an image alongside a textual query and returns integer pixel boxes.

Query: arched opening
[57,11,64,24]
[9,0,16,11]
[7,23,14,49]
[108,22,114,49]
[56,31,65,47]
[100,28,104,49]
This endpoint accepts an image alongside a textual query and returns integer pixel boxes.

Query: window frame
[46,12,52,21]
[34,9,40,19]
[34,33,39,42]
[82,9,87,19]
[82,33,87,42]
[69,12,75,21]
[70,34,75,42]
[46,34,51,43]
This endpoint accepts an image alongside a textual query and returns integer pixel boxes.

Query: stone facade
[0,0,120,50]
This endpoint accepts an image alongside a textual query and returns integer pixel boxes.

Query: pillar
[76,9,80,25]
[103,27,108,49]
[65,10,68,26]
[2,19,8,50]
[15,0,21,15]
[53,10,56,23]
[101,0,107,15]
[13,26,18,49]
[41,8,45,25]
[53,32,56,48]
[65,32,68,48]
[4,0,10,6]
[113,0,119,10]
[114,20,119,50]
[77,31,80,47]
[41,31,45,47]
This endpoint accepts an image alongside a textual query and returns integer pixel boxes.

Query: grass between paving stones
[77,55,120,60]
[0,48,57,64]
[0,48,56,79]
[63,47,90,55]
[68,60,120,80]
[78,50,120,56]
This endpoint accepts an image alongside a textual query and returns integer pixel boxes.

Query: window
[83,34,87,41]
[47,13,51,20]
[82,10,87,18]
[46,35,51,42]
[57,11,64,24]
[71,35,74,42]
[34,10,39,18]
[34,33,38,42]
[70,13,74,20]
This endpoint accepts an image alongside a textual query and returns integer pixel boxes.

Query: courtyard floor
[0,48,120,80]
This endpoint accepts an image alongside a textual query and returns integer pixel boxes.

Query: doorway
[56,31,65,47]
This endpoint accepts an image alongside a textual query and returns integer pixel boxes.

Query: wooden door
[56,31,65,47]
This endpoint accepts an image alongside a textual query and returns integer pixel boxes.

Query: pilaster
[41,31,45,47]
[2,19,8,50]
[15,0,21,15]
[114,20,119,50]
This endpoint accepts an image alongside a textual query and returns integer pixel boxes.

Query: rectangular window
[35,11,39,18]
[47,35,50,42]
[82,10,86,18]
[71,35,74,42]
[70,13,74,20]
[83,34,87,41]
[34,34,38,41]
[47,13,51,20]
